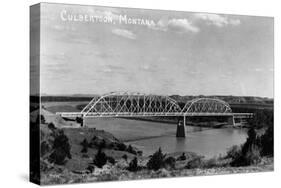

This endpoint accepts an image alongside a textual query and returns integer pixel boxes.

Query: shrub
[127,157,139,172]
[260,125,273,156]
[90,137,107,149]
[203,157,222,168]
[225,145,242,160]
[137,150,143,156]
[81,146,88,153]
[82,154,89,158]
[107,156,116,165]
[40,115,46,124]
[116,143,127,151]
[186,157,204,169]
[86,165,95,173]
[80,138,89,153]
[229,128,262,167]
[244,145,261,165]
[248,110,273,128]
[48,122,56,130]
[49,148,69,165]
[40,141,51,157]
[127,145,137,155]
[48,130,72,165]
[99,139,106,149]
[147,148,166,171]
[177,153,187,161]
[122,154,128,161]
[93,148,107,168]
[164,156,176,169]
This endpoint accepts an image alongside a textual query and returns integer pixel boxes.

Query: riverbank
[39,123,272,185]
[41,156,273,185]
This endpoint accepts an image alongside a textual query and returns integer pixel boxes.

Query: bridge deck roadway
[56,112,253,118]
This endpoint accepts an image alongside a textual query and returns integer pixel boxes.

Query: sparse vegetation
[164,156,176,169]
[147,148,166,171]
[107,156,116,165]
[226,124,273,167]
[127,157,139,172]
[260,125,273,156]
[40,114,46,124]
[185,157,204,169]
[177,152,187,161]
[127,144,137,155]
[122,154,128,161]
[80,138,89,153]
[93,148,107,168]
[49,130,72,165]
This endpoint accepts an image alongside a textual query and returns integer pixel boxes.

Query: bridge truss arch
[81,92,182,117]
[181,98,232,114]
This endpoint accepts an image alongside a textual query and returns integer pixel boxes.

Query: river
[84,118,248,158]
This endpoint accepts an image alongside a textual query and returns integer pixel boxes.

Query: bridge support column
[227,116,235,127]
[176,115,186,138]
[81,114,85,127]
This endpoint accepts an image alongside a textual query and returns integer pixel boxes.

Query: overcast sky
[33,3,274,97]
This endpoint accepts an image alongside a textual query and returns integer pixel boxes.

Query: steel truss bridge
[57,92,253,120]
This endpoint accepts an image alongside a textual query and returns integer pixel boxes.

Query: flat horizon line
[34,93,274,99]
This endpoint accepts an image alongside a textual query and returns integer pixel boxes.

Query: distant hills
[38,94,273,105]
[169,95,273,105]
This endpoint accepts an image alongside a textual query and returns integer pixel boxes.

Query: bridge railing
[56,111,253,118]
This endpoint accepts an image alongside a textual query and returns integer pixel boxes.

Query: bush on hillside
[80,138,89,153]
[126,145,137,155]
[260,125,273,156]
[116,142,127,151]
[47,122,56,130]
[93,148,107,168]
[177,152,187,161]
[147,148,166,171]
[164,156,176,169]
[40,115,46,124]
[229,128,262,166]
[185,157,204,169]
[48,130,72,165]
[107,156,116,165]
[127,157,139,172]
[40,141,51,157]
[122,154,128,161]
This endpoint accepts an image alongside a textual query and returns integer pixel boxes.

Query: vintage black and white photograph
[30,2,274,185]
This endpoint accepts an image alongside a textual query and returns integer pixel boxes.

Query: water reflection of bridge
[57,92,253,137]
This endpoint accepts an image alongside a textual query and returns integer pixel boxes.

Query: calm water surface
[85,118,248,158]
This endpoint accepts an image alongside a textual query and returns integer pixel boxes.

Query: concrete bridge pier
[82,115,85,127]
[176,115,186,138]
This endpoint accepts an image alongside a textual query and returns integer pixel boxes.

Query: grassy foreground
[40,157,273,185]
[39,123,273,185]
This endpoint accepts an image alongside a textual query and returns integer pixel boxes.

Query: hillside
[39,95,273,105]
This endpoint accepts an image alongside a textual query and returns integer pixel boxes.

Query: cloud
[229,19,241,26]
[112,28,136,40]
[254,68,263,72]
[139,64,160,73]
[150,18,199,33]
[167,19,200,33]
[194,13,241,27]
